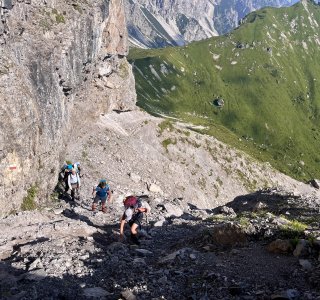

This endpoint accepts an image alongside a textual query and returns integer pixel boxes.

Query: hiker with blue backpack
[119,195,149,245]
[61,163,73,193]
[92,179,111,213]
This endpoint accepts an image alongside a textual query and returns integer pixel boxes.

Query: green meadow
[129,1,320,181]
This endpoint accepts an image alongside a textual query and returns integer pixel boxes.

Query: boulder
[299,259,313,271]
[121,289,136,300]
[2,0,13,9]
[267,239,292,254]
[147,183,163,194]
[164,203,183,217]
[210,223,247,247]
[129,172,141,183]
[83,287,111,298]
[293,239,309,257]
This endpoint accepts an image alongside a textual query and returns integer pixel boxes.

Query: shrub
[21,185,38,211]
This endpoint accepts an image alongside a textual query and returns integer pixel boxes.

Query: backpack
[123,196,140,209]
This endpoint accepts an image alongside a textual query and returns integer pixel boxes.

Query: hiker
[92,179,111,213]
[63,164,73,193]
[119,196,149,245]
[68,168,80,201]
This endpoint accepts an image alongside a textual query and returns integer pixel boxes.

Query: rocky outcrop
[0,0,136,216]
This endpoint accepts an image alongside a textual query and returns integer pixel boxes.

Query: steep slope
[124,0,298,48]
[0,109,319,299]
[129,0,320,181]
[0,0,136,217]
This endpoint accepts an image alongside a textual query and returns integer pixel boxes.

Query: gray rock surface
[0,0,135,216]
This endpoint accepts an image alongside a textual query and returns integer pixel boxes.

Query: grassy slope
[129,1,320,181]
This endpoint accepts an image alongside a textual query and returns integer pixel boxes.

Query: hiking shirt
[95,185,110,199]
[124,207,143,223]
[68,173,80,189]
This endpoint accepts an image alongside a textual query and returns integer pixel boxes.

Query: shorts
[71,183,78,190]
[93,195,107,204]
[128,213,143,227]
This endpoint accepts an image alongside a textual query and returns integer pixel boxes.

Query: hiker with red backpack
[120,195,149,245]
[92,179,111,213]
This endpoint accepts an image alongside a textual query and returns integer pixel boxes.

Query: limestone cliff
[0,0,136,216]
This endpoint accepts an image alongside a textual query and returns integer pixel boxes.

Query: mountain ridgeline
[125,0,298,48]
[129,0,320,181]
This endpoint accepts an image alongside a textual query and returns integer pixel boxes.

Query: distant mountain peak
[125,0,299,49]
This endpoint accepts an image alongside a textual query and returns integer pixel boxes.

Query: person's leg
[130,223,140,245]
[71,188,75,201]
[64,178,69,193]
[101,198,107,213]
[92,196,99,211]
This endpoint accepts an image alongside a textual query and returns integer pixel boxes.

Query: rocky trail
[1,111,320,299]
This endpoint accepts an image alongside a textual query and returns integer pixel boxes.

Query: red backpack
[123,196,138,208]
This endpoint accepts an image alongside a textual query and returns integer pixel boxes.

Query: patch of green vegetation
[216,176,223,186]
[39,18,52,31]
[81,149,88,160]
[206,214,227,222]
[162,138,177,151]
[158,119,174,134]
[238,216,250,228]
[52,8,65,24]
[21,185,38,211]
[118,60,129,78]
[279,219,308,239]
[198,177,207,190]
[50,191,60,203]
[183,130,191,137]
[236,169,257,191]
[55,14,65,24]
[128,1,320,182]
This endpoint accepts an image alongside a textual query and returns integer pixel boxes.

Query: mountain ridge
[125,0,299,48]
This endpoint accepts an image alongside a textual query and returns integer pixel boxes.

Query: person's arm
[92,186,96,197]
[120,214,126,238]
[77,174,81,187]
[107,189,112,203]
[68,175,72,190]
[137,207,148,213]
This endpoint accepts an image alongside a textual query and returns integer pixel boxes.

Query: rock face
[0,0,136,216]
[124,0,298,48]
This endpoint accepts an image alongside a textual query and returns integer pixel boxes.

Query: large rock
[267,239,293,254]
[0,0,136,216]
[83,287,111,298]
[164,203,183,217]
[210,223,247,247]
